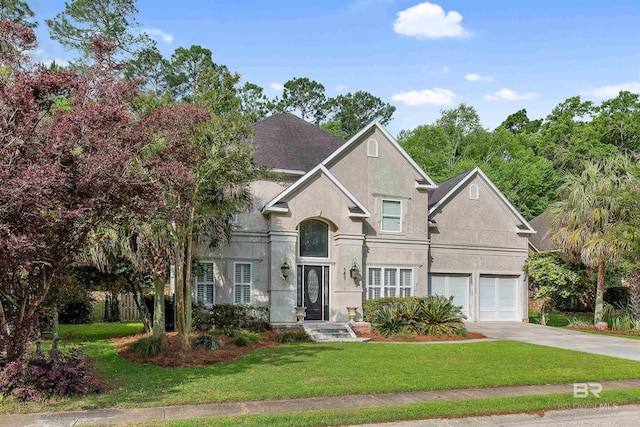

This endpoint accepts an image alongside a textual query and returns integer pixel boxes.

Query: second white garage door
[479,276,519,321]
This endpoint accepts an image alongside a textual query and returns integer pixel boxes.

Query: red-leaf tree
[0,21,208,361]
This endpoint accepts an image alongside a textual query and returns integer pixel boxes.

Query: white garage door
[429,274,470,319]
[479,276,519,321]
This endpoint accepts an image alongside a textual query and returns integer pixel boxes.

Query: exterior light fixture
[281,260,290,279]
[349,259,361,285]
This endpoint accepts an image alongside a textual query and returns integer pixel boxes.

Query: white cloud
[582,82,640,98]
[335,85,346,92]
[393,2,470,40]
[143,28,174,44]
[465,73,492,82]
[392,88,456,106]
[484,88,537,101]
[34,49,70,68]
[441,66,450,73]
[270,82,284,91]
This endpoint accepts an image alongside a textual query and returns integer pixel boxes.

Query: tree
[125,44,169,96]
[0,23,208,360]
[0,0,36,27]
[46,0,149,61]
[238,82,270,123]
[549,155,638,324]
[435,103,484,170]
[167,45,227,100]
[325,91,396,139]
[278,77,327,124]
[593,91,640,153]
[499,108,541,134]
[524,251,588,314]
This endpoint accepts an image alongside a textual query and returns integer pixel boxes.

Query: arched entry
[297,219,330,321]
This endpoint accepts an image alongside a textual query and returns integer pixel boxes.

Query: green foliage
[370,296,466,337]
[604,286,630,309]
[325,90,396,138]
[193,334,222,350]
[129,335,163,358]
[274,330,311,343]
[363,297,422,321]
[524,251,588,311]
[0,0,36,28]
[45,0,150,61]
[228,329,261,347]
[196,304,269,331]
[276,77,326,123]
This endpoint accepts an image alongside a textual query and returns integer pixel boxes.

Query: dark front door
[297,265,329,321]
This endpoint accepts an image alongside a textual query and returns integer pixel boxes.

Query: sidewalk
[2,379,640,427]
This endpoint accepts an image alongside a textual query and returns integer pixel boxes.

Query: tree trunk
[594,255,606,324]
[52,306,59,351]
[152,278,166,337]
[629,268,640,318]
[125,277,152,333]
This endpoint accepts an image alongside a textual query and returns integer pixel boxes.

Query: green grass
[3,323,640,415]
[134,388,640,426]
[58,323,144,342]
[528,310,593,327]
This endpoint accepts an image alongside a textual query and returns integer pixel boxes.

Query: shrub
[195,304,269,331]
[604,286,630,309]
[58,291,96,324]
[370,296,466,337]
[274,330,311,343]
[363,297,419,322]
[129,335,163,358]
[231,329,261,347]
[0,348,102,401]
[193,334,222,350]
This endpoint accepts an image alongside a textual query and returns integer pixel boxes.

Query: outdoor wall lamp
[350,259,361,285]
[281,260,290,279]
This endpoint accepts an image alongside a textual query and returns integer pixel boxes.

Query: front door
[297,265,329,321]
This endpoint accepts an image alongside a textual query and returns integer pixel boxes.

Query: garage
[479,276,519,321]
[429,274,470,319]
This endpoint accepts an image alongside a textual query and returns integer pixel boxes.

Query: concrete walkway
[2,379,640,427]
[465,322,640,361]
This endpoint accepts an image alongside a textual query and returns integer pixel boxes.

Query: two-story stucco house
[192,113,535,323]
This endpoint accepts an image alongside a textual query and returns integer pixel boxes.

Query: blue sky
[29,0,640,135]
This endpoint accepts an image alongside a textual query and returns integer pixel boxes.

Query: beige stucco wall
[429,175,529,321]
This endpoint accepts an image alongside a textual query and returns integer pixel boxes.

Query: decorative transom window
[299,219,329,258]
[195,262,215,307]
[234,263,252,305]
[469,184,479,200]
[367,267,413,299]
[367,139,378,157]
[381,200,402,232]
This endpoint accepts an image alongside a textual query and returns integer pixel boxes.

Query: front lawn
[528,310,592,327]
[3,323,640,414]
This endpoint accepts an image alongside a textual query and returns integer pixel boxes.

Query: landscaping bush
[129,335,163,358]
[58,289,96,324]
[370,296,466,337]
[196,304,269,331]
[230,329,261,347]
[274,330,311,343]
[0,348,102,401]
[363,297,420,322]
[604,286,630,309]
[193,334,222,350]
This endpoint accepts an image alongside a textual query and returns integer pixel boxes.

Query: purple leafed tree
[0,21,208,361]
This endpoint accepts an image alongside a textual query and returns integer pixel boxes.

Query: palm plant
[549,155,638,324]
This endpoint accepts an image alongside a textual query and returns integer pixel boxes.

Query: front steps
[302,322,370,342]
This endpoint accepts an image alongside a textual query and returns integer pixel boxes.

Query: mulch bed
[113,331,279,367]
[113,329,487,368]
[356,330,486,342]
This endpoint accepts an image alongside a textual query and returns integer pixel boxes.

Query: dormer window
[367,139,378,157]
[469,184,479,200]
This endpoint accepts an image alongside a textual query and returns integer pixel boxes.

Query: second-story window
[381,200,402,232]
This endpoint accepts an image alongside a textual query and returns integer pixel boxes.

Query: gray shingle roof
[528,210,557,251]
[428,169,474,210]
[250,113,345,172]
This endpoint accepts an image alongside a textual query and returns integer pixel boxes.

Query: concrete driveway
[466,322,640,362]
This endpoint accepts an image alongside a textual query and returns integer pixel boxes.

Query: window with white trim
[469,184,479,200]
[367,139,378,157]
[381,199,402,232]
[299,219,329,258]
[367,267,413,299]
[234,263,252,305]
[195,262,215,307]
